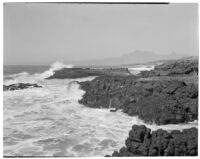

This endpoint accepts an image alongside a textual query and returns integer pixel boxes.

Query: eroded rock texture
[108,125,198,156]
[140,58,198,77]
[79,76,198,125]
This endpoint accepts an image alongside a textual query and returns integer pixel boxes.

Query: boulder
[110,125,198,156]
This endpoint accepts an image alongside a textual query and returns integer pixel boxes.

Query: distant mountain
[67,50,192,66]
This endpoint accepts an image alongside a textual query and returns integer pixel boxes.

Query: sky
[4,3,198,65]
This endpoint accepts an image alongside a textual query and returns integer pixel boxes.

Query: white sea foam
[38,62,73,79]
[3,62,198,157]
[128,65,155,75]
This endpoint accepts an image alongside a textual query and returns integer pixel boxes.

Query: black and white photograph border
[1,0,200,158]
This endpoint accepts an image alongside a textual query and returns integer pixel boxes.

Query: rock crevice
[107,125,198,156]
[79,76,198,125]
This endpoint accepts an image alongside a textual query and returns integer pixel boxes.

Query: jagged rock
[110,125,198,156]
[3,83,42,91]
[79,76,198,125]
[140,58,198,77]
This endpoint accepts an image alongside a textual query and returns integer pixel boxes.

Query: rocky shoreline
[3,83,42,91]
[46,57,198,156]
[106,125,198,156]
[140,57,198,77]
[47,67,131,79]
[77,58,198,156]
[79,76,198,125]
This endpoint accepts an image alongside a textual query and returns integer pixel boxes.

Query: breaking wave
[3,62,73,85]
[38,62,73,79]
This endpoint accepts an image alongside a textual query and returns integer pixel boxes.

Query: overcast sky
[4,3,198,65]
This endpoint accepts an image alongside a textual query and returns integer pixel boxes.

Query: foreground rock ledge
[3,83,42,91]
[106,125,198,156]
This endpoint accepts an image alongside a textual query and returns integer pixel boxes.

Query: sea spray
[39,62,74,79]
[3,61,73,85]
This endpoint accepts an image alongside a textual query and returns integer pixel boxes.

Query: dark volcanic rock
[47,68,131,79]
[140,58,198,77]
[3,83,42,91]
[79,76,198,125]
[109,125,198,156]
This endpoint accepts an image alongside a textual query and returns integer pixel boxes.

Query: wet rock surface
[79,76,198,125]
[47,68,131,79]
[3,83,42,91]
[107,125,198,156]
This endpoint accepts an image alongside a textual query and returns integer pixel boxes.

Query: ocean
[3,62,198,157]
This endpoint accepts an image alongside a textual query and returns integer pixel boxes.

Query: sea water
[128,65,155,75]
[3,62,198,157]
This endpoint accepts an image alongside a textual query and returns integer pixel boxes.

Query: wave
[3,73,198,157]
[3,61,73,85]
[38,62,73,79]
[3,62,198,157]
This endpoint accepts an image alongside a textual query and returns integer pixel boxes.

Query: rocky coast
[79,76,198,125]
[47,57,198,156]
[78,57,198,156]
[47,67,131,79]
[107,125,198,156]
[3,83,42,91]
[140,57,198,77]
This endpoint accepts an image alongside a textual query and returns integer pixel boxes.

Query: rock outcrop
[3,83,42,91]
[78,57,198,157]
[47,68,131,79]
[140,58,198,77]
[79,76,198,125]
[107,125,198,156]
